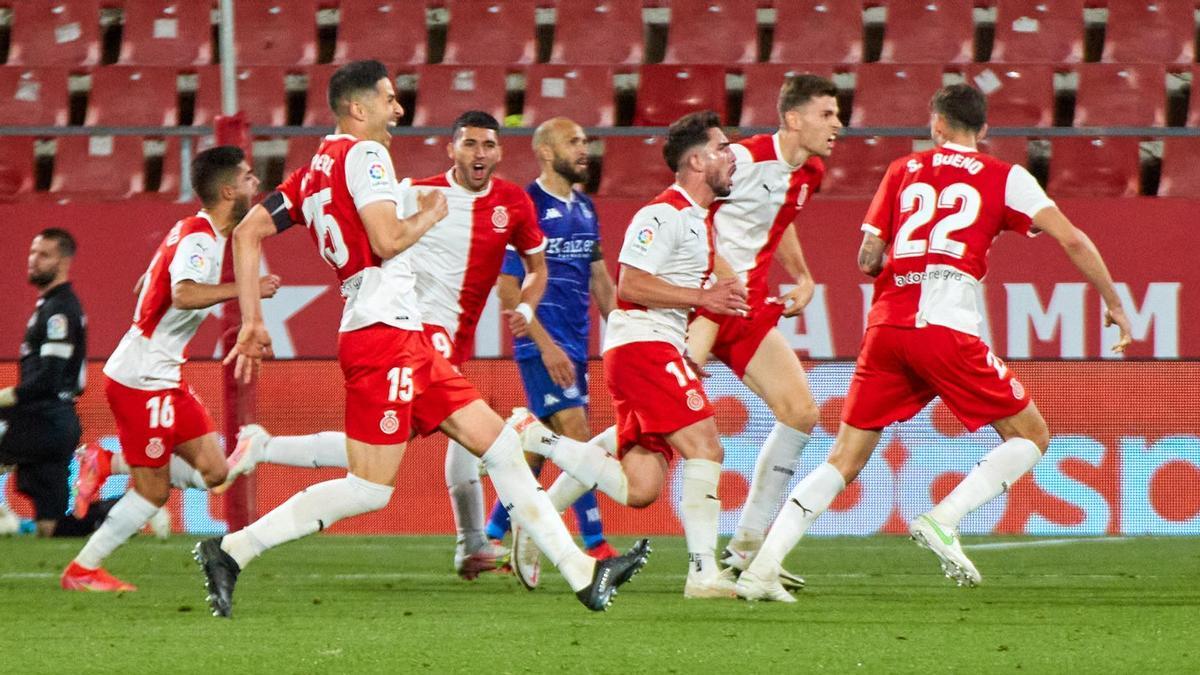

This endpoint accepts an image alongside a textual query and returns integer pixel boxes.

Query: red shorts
[842,324,1030,432]
[104,376,215,468]
[423,323,461,367]
[603,341,714,461]
[339,325,481,444]
[696,300,786,378]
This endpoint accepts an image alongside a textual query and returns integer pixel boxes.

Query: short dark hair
[451,110,501,139]
[190,145,245,207]
[328,59,390,117]
[931,84,987,133]
[38,227,76,257]
[778,73,838,119]
[663,110,722,173]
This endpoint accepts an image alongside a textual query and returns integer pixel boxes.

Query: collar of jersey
[940,141,978,154]
[535,177,575,206]
[194,209,222,239]
[669,184,703,210]
[446,169,493,197]
[324,133,357,142]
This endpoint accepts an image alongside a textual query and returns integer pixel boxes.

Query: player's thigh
[439,399,505,457]
[991,400,1050,451]
[742,328,819,430]
[620,446,670,508]
[173,431,226,486]
[841,327,933,430]
[345,437,407,486]
[911,327,1031,434]
[685,314,720,365]
[547,405,590,441]
[664,416,724,463]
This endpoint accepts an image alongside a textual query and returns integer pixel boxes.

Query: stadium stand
[233,0,318,66]
[284,135,322,176]
[117,0,213,66]
[522,65,616,127]
[50,135,148,197]
[1158,137,1200,197]
[879,0,974,64]
[411,65,507,128]
[820,136,912,197]
[192,66,289,127]
[302,64,340,128]
[633,64,727,127]
[549,0,644,65]
[0,136,36,198]
[1189,65,1200,127]
[977,136,1030,168]
[597,135,673,198]
[849,64,946,128]
[442,0,537,66]
[84,66,179,127]
[333,2,427,66]
[770,0,863,65]
[662,0,758,65]
[1047,137,1142,198]
[5,0,102,67]
[1102,0,1196,64]
[1074,64,1167,127]
[990,0,1084,63]
[965,64,1055,128]
[0,67,70,126]
[390,134,454,181]
[494,138,541,186]
[738,63,837,128]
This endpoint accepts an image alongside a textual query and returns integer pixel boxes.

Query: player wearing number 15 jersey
[736,85,1134,602]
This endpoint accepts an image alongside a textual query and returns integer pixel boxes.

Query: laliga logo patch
[636,227,654,246]
[685,389,704,412]
[380,410,400,435]
[145,437,165,459]
[367,162,386,181]
[1011,379,1025,400]
[188,254,207,272]
[491,206,509,233]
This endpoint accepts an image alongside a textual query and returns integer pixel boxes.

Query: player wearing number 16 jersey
[736,85,1135,602]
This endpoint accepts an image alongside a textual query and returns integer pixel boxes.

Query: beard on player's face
[552,155,588,184]
[28,267,57,288]
[230,194,251,224]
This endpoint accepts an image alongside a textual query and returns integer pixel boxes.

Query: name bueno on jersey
[862,143,1053,336]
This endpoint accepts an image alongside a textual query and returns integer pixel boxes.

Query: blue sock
[571,490,606,549]
[484,464,542,540]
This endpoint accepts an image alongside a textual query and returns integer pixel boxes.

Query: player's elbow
[170,284,198,309]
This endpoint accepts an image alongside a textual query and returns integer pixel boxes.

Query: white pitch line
[965,537,1129,550]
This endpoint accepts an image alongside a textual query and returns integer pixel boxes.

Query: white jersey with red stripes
[862,141,1055,337]
[709,133,824,306]
[403,171,545,356]
[277,134,423,334]
[104,212,225,390]
[604,185,714,353]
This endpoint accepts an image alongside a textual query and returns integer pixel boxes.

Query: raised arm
[776,223,816,316]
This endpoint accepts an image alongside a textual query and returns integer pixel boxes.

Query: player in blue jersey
[485,118,619,588]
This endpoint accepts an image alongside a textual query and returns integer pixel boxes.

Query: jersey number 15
[302,187,351,269]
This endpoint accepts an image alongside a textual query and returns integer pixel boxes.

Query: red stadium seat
[663,0,758,64]
[1189,66,1200,128]
[6,0,101,67]
[85,67,179,127]
[1074,64,1166,127]
[633,65,727,127]
[1046,137,1140,198]
[0,67,70,126]
[1158,137,1200,198]
[390,134,453,181]
[157,137,182,196]
[522,65,615,127]
[233,0,318,66]
[1103,0,1195,64]
[991,0,1083,63]
[550,0,644,65]
[494,139,541,186]
[739,64,836,128]
[770,1,863,65]
[50,135,147,197]
[820,136,912,197]
[880,0,974,63]
[192,66,288,127]
[284,135,322,174]
[118,0,213,66]
[442,0,536,66]
[849,64,945,128]
[0,136,36,199]
[965,64,1055,128]
[411,65,507,128]
[976,136,1029,168]
[333,2,427,66]
[598,135,674,199]
[303,64,339,128]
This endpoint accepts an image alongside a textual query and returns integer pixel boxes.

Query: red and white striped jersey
[104,212,224,390]
[278,134,423,334]
[709,133,824,306]
[863,141,1054,337]
[605,185,714,353]
[404,171,545,356]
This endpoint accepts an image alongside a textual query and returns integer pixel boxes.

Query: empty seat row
[4,62,1197,130]
[2,1,1197,67]
[0,136,178,199]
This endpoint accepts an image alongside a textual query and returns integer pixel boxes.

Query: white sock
[481,427,594,591]
[680,459,722,579]
[749,462,845,576]
[929,438,1042,528]
[169,456,207,490]
[590,426,618,454]
[264,432,349,468]
[220,473,392,569]
[74,490,160,569]
[445,440,486,551]
[733,424,810,545]
[542,436,628,505]
[111,453,130,475]
[546,426,621,511]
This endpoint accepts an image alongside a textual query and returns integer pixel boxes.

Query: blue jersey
[504,180,602,363]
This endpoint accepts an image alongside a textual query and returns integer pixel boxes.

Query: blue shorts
[517,357,589,420]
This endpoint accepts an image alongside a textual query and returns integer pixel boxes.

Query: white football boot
[734,568,797,603]
[722,538,806,590]
[213,424,271,494]
[511,523,541,590]
[909,513,982,587]
[684,566,738,599]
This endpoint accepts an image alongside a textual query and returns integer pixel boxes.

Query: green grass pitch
[2,535,1196,673]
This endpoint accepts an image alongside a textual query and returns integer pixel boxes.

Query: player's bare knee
[133,481,170,507]
[626,484,660,509]
[201,464,229,489]
[773,396,819,434]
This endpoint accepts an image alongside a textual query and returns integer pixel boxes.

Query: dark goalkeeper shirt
[16,282,87,412]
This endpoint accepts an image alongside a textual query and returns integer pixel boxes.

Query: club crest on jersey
[380,410,400,435]
[491,206,509,233]
[145,437,165,459]
[1011,379,1025,400]
[685,389,705,411]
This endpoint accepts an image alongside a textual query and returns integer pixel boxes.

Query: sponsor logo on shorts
[543,393,560,407]
[685,389,704,412]
[379,410,400,435]
[145,437,165,459]
[1011,379,1025,400]
[563,384,580,399]
[491,206,509,233]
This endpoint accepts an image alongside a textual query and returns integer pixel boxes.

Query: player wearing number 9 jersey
[736,85,1135,603]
